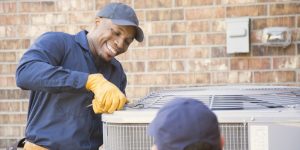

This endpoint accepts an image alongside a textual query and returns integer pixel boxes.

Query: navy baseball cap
[97,3,144,42]
[148,98,221,150]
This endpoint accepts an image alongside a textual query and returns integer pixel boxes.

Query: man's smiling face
[88,18,136,62]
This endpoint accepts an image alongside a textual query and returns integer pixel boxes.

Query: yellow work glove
[86,74,127,114]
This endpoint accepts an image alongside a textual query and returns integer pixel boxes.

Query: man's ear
[95,17,102,26]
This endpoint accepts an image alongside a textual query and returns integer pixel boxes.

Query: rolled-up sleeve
[16,32,88,93]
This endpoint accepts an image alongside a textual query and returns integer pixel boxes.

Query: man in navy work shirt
[15,3,144,150]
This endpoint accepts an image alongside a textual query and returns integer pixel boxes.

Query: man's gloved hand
[86,74,127,114]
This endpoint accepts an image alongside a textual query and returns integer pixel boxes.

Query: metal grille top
[129,85,300,110]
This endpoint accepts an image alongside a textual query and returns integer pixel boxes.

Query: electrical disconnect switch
[226,17,250,54]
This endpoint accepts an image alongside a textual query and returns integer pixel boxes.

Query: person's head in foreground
[148,98,224,150]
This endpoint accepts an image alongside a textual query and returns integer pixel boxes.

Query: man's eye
[111,29,120,36]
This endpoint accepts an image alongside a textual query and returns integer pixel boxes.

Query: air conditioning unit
[102,86,300,150]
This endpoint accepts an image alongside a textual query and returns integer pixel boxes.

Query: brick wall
[0,0,299,148]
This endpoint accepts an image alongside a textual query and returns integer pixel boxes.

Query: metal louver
[102,85,300,150]
[129,85,300,110]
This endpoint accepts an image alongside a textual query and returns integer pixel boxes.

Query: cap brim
[111,19,144,42]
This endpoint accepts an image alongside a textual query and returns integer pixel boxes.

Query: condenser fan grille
[130,86,300,110]
[103,122,248,150]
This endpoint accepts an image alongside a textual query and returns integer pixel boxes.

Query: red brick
[149,35,185,46]
[0,15,30,25]
[189,59,210,72]
[188,33,226,45]
[170,47,210,59]
[191,47,210,58]
[41,1,55,11]
[53,25,69,33]
[249,58,271,70]
[0,52,16,62]
[231,58,249,70]
[273,57,297,69]
[270,3,300,15]
[193,73,210,84]
[298,44,300,55]
[252,17,295,30]
[134,74,170,85]
[212,20,225,32]
[171,61,186,72]
[57,0,94,11]
[31,14,67,25]
[69,12,95,24]
[0,102,20,112]
[292,29,299,42]
[254,71,296,83]
[250,30,263,43]
[0,26,4,37]
[171,22,185,33]
[0,2,16,13]
[122,61,145,72]
[135,0,172,9]
[185,21,210,33]
[0,89,29,99]
[148,61,170,72]
[252,44,296,56]
[212,47,227,58]
[19,1,55,12]
[148,48,169,60]
[222,0,256,4]
[146,9,184,21]
[211,72,229,84]
[0,64,16,74]
[136,10,145,22]
[95,0,129,10]
[5,26,17,37]
[227,5,267,17]
[170,48,190,59]
[175,0,213,6]
[186,7,225,20]
[0,126,21,137]
[0,114,26,124]
[0,39,30,49]
[210,59,228,71]
[130,49,148,60]
[170,73,192,84]
[151,22,170,34]
[0,76,16,87]
[228,71,252,83]
[125,86,149,100]
[22,101,29,112]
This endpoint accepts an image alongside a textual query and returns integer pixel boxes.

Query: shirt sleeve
[16,32,89,93]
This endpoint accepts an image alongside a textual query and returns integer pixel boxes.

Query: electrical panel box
[226,18,250,54]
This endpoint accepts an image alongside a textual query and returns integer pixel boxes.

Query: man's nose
[114,39,125,52]
[114,39,125,48]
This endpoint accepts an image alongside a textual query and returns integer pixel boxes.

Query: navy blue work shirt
[15,30,127,150]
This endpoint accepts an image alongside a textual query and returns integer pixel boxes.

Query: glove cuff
[85,74,106,91]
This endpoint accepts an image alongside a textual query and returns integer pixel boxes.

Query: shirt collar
[75,30,90,51]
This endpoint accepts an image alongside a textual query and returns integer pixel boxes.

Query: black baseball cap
[97,3,144,42]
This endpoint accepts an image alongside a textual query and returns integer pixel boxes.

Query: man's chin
[102,56,113,62]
